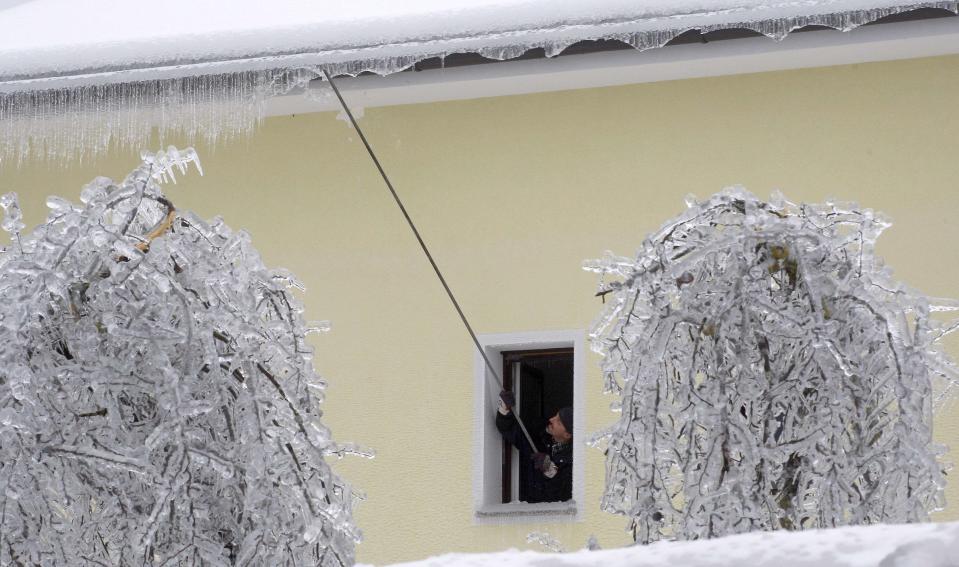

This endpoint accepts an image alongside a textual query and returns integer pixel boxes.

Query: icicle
[0,68,319,167]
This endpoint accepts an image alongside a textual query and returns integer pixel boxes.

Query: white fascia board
[265,16,959,117]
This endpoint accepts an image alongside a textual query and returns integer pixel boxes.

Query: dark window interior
[501,348,574,503]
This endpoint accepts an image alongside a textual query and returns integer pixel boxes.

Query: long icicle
[321,69,539,454]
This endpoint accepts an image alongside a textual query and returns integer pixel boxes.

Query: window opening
[500,348,574,504]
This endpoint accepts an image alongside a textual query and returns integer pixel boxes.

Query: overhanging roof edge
[1,1,956,93]
[261,15,959,118]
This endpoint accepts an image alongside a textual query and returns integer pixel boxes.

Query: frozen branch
[588,188,958,543]
[0,148,365,566]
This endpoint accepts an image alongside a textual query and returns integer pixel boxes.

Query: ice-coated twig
[0,191,24,235]
[526,532,566,553]
[588,187,958,544]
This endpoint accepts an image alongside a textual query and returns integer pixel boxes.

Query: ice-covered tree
[0,149,368,566]
[586,188,959,544]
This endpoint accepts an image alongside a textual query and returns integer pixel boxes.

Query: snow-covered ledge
[474,501,577,521]
[371,521,959,567]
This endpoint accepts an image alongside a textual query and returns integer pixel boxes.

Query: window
[472,330,584,523]
[500,348,574,504]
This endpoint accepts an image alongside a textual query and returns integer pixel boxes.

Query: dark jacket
[496,411,572,503]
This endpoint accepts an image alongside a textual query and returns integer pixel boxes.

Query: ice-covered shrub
[0,149,367,566]
[586,188,959,543]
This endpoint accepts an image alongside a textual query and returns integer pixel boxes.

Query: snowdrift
[377,521,959,567]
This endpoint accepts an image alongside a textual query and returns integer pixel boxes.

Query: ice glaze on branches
[586,188,959,544]
[0,148,367,566]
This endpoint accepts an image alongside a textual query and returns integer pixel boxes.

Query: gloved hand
[498,390,516,415]
[532,452,549,471]
[532,452,558,478]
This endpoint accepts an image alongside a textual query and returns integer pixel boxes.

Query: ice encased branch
[587,188,958,544]
[0,148,365,566]
[0,191,24,234]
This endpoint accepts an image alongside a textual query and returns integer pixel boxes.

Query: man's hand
[532,452,549,471]
[498,390,515,415]
[532,452,558,478]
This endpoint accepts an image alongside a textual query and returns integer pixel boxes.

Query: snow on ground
[370,521,959,567]
[0,1,947,82]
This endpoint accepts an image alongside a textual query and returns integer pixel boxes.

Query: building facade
[4,24,959,565]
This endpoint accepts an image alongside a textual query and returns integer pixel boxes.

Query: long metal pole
[321,69,538,453]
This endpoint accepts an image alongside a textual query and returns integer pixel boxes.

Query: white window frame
[472,330,585,523]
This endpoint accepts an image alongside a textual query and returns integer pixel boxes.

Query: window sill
[474,501,578,524]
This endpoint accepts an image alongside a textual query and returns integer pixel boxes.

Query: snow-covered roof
[373,521,959,567]
[1,0,956,89]
[1,0,956,164]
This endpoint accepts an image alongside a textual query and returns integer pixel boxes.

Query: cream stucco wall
[3,54,959,565]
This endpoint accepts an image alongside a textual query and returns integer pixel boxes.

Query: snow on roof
[373,521,959,567]
[1,0,956,88]
[1,0,955,164]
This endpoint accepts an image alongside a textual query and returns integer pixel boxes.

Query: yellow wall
[3,54,959,564]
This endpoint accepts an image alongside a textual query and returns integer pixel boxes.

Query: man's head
[546,407,573,443]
